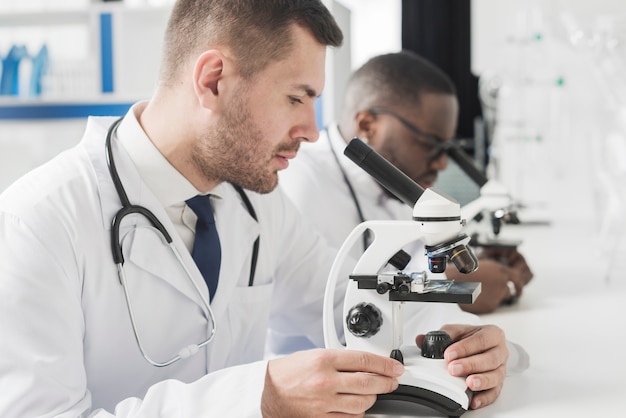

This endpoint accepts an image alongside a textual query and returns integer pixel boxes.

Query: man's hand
[448,260,518,313]
[416,324,508,410]
[448,247,534,314]
[480,247,533,296]
[261,348,404,417]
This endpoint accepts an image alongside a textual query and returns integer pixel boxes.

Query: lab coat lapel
[83,117,211,315]
[206,184,260,320]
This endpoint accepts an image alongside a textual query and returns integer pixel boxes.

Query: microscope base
[379,345,472,417]
[378,385,470,417]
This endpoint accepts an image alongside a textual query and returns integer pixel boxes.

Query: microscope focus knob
[376,282,391,294]
[421,330,452,359]
[346,303,383,338]
[397,282,411,295]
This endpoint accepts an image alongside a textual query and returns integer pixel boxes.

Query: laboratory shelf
[0,3,171,121]
[0,100,133,120]
[0,10,91,27]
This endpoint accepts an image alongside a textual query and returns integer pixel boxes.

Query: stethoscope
[105,117,259,367]
[326,129,371,252]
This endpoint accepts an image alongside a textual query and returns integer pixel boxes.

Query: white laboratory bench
[365,218,626,417]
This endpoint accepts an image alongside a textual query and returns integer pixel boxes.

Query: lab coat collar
[116,102,200,207]
[202,184,259,320]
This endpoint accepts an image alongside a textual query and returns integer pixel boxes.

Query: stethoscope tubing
[105,117,216,367]
[326,129,371,252]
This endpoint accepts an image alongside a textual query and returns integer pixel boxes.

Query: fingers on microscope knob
[421,330,452,359]
[346,302,383,338]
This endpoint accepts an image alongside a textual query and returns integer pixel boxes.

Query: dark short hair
[343,50,456,114]
[161,0,343,83]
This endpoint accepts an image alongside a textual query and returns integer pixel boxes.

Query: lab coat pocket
[215,280,275,368]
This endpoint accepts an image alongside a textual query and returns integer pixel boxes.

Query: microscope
[323,138,482,417]
[448,144,521,249]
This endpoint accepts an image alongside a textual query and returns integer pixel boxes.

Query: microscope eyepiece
[345,138,424,208]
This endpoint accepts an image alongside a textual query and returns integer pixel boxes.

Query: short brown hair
[161,0,343,83]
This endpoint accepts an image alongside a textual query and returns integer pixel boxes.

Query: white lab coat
[0,116,343,417]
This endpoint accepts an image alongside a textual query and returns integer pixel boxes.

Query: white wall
[322,0,401,126]
[472,0,626,228]
[335,0,402,71]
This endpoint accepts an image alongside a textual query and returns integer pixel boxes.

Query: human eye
[288,96,304,105]
[420,133,443,151]
[411,134,434,152]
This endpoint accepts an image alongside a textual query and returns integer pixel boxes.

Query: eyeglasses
[367,107,454,161]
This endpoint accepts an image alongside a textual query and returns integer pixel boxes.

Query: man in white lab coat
[280,51,534,315]
[0,1,511,416]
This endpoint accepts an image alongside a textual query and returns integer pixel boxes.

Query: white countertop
[365,219,626,417]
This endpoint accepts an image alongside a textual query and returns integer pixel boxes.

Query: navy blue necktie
[186,195,221,302]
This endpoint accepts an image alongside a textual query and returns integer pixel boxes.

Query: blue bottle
[0,45,29,96]
[29,44,49,97]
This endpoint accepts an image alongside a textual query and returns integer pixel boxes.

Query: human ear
[354,110,377,143]
[193,50,224,109]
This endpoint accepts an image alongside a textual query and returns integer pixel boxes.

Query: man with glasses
[280,50,533,314]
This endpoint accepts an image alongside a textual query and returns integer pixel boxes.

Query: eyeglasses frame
[367,107,456,161]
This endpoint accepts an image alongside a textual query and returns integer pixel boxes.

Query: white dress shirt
[118,101,214,252]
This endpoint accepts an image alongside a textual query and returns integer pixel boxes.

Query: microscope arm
[323,220,430,350]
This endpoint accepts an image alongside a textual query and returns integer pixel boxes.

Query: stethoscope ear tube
[106,117,131,208]
[110,211,125,265]
[110,204,175,265]
[106,117,174,265]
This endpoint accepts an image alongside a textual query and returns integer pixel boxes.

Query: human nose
[429,151,448,171]
[292,104,320,143]
[304,123,320,143]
